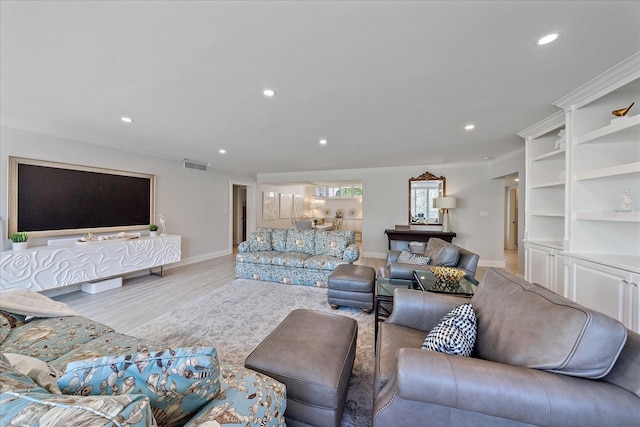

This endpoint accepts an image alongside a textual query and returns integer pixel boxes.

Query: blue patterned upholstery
[1,308,287,427]
[236,229,359,287]
[248,231,273,251]
[0,392,155,426]
[58,347,222,427]
[0,316,114,362]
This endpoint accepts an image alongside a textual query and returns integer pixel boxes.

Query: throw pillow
[424,238,460,267]
[315,231,347,258]
[248,231,272,251]
[271,228,288,252]
[422,303,477,356]
[397,249,431,265]
[58,347,221,427]
[285,229,316,255]
[4,353,61,394]
[0,353,48,394]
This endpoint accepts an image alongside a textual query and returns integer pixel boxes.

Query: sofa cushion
[286,229,316,255]
[472,268,627,379]
[397,249,431,265]
[315,231,347,257]
[271,228,288,252]
[248,231,272,251]
[58,347,221,427]
[0,316,114,362]
[304,255,347,271]
[0,392,154,427]
[424,238,460,267]
[421,303,476,356]
[50,331,165,372]
[235,250,276,265]
[328,230,356,245]
[184,364,286,427]
[271,252,311,268]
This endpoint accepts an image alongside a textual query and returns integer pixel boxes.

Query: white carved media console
[0,235,181,292]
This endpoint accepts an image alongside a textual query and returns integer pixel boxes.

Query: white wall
[491,148,526,274]
[0,126,256,264]
[258,163,506,267]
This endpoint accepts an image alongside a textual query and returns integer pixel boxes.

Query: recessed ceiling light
[263,89,275,97]
[465,124,475,131]
[319,139,327,145]
[219,149,226,154]
[483,156,493,161]
[515,178,520,182]
[537,33,558,45]
[121,116,133,123]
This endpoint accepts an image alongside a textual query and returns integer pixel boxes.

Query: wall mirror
[409,171,445,225]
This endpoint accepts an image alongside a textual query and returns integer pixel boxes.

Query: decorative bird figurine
[612,102,634,117]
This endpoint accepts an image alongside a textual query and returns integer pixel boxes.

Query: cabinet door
[528,245,551,288]
[551,252,565,297]
[571,258,637,331]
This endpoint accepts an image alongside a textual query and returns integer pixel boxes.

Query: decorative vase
[12,241,28,250]
[150,231,158,237]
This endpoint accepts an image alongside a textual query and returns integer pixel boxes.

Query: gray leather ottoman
[245,309,357,427]
[328,264,375,314]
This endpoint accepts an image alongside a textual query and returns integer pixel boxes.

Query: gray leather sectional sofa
[374,268,640,426]
[379,237,480,280]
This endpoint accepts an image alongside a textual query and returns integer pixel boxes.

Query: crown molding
[517,110,565,140]
[554,51,640,110]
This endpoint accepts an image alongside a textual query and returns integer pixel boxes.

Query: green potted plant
[149,224,159,237]
[11,232,29,250]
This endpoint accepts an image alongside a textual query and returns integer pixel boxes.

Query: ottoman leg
[363,308,371,314]
[330,304,339,310]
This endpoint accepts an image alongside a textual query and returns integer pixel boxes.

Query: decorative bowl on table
[430,266,466,290]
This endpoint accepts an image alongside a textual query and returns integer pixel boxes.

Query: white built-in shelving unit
[521,51,640,332]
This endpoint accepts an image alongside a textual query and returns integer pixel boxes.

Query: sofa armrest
[385,250,401,266]
[388,262,417,280]
[385,289,463,331]
[342,243,360,263]
[375,348,640,427]
[237,241,249,252]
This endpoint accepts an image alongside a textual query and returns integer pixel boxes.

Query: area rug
[127,279,374,427]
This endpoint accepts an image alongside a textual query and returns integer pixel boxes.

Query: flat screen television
[8,157,155,239]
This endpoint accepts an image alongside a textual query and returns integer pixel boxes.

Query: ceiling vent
[183,159,209,172]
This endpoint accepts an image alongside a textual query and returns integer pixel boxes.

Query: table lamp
[436,196,457,232]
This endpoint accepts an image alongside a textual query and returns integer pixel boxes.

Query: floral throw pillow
[248,231,272,251]
[397,249,431,265]
[422,303,477,357]
[58,347,221,427]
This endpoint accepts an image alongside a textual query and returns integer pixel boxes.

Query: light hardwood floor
[56,250,516,333]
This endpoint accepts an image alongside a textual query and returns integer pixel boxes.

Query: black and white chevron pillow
[397,249,431,265]
[421,303,477,356]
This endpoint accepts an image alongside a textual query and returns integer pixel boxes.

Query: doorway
[229,182,256,253]
[506,185,518,250]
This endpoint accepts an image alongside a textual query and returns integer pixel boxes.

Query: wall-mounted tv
[8,157,156,238]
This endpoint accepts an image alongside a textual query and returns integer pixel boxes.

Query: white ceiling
[2,1,639,175]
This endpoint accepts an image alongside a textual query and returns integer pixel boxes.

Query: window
[315,183,362,198]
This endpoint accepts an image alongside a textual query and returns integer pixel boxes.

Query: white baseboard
[81,277,123,294]
[361,251,387,259]
[478,259,506,268]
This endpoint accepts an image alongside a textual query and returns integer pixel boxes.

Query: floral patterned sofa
[0,299,286,426]
[235,228,360,287]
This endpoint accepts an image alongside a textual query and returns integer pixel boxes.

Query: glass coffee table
[374,269,479,345]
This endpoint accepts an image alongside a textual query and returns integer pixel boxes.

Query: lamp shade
[436,196,457,209]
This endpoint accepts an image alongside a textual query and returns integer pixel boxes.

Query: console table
[0,235,181,292]
[384,229,456,250]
